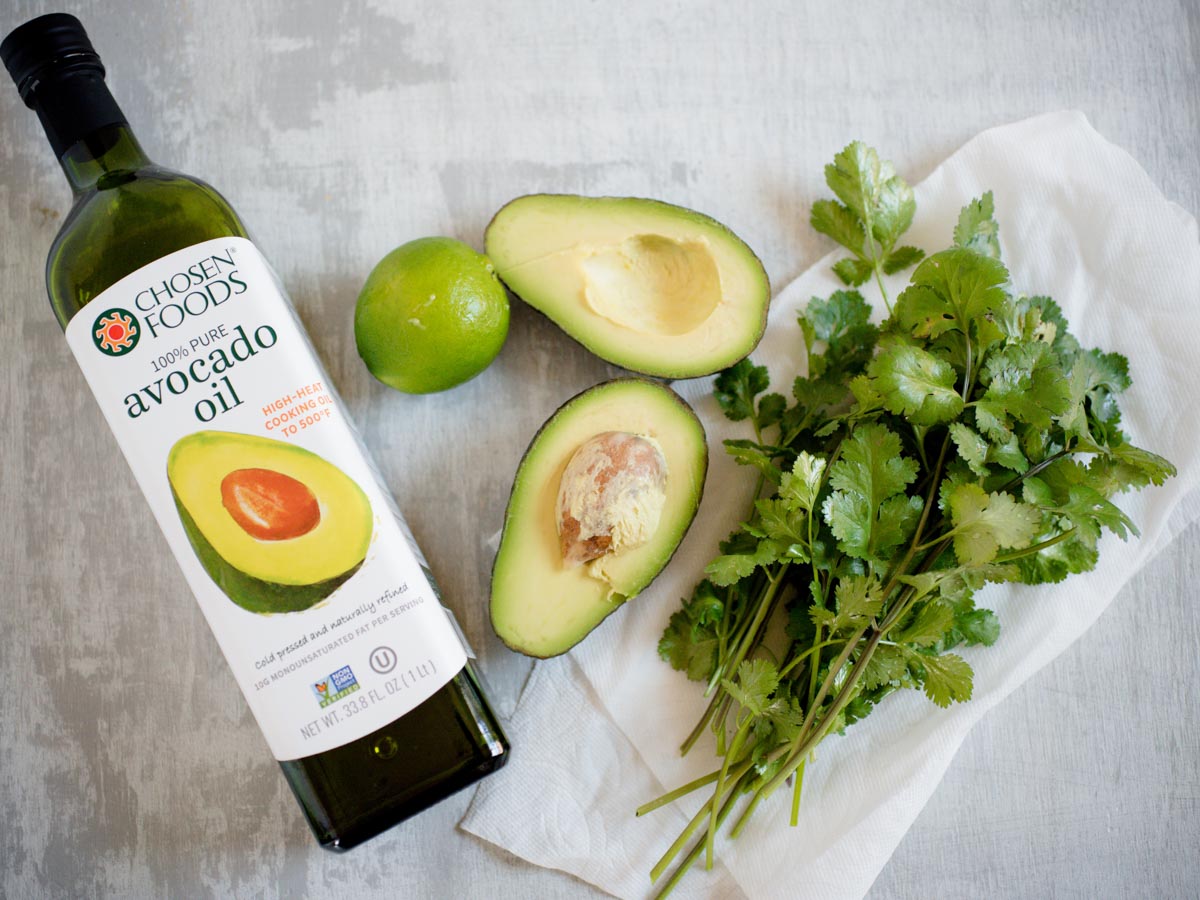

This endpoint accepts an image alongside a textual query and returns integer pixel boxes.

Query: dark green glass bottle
[2,13,508,850]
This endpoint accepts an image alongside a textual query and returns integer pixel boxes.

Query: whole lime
[354,237,510,393]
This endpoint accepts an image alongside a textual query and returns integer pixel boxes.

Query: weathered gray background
[1,1,1197,897]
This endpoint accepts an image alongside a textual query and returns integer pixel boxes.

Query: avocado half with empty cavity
[168,431,373,614]
[490,379,708,658]
[484,194,770,378]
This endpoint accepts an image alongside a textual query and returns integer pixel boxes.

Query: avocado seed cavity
[221,467,321,541]
[580,234,722,336]
[556,431,669,566]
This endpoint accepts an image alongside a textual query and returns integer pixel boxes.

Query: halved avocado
[491,379,708,657]
[168,431,373,614]
[484,194,770,379]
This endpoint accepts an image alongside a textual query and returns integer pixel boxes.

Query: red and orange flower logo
[91,308,141,357]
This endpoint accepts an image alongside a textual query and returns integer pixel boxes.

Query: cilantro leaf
[757,393,786,429]
[823,423,920,561]
[1088,443,1177,495]
[862,645,909,690]
[869,342,965,425]
[706,543,779,586]
[953,192,1001,259]
[1059,349,1134,443]
[725,439,785,484]
[829,423,919,502]
[1060,484,1138,545]
[988,432,1029,474]
[811,199,865,257]
[914,652,974,707]
[789,377,852,423]
[979,341,1071,430]
[812,143,921,287]
[946,483,1041,566]
[1018,295,1080,363]
[882,245,925,274]
[1016,533,1099,583]
[832,257,873,286]
[893,248,1010,347]
[874,494,924,556]
[953,607,1001,647]
[779,452,827,513]
[723,659,780,717]
[714,359,770,423]
[658,581,724,682]
[823,142,915,251]
[949,422,990,477]
[814,574,883,634]
[803,289,874,347]
[892,600,955,647]
[754,496,810,551]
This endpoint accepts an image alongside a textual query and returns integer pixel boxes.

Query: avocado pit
[556,431,668,566]
[221,467,321,541]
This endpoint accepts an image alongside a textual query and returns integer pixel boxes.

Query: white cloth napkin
[461,111,1200,900]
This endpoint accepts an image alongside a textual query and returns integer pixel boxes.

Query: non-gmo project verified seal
[312,665,359,709]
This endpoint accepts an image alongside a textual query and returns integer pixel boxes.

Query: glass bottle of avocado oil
[2,14,508,850]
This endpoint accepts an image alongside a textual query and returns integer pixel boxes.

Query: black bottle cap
[2,14,127,158]
[1,13,105,106]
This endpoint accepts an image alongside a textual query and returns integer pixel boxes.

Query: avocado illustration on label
[167,431,373,614]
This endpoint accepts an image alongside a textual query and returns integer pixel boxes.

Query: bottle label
[65,237,469,760]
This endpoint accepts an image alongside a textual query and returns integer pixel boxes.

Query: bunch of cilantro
[642,143,1176,896]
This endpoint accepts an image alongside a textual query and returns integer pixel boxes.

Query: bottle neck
[59,123,150,193]
[26,67,151,193]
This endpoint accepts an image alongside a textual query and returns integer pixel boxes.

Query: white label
[66,238,468,760]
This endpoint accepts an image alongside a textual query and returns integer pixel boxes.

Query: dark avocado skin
[173,491,362,615]
[484,194,771,380]
[488,377,708,658]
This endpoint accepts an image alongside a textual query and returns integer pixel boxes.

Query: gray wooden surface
[1,1,1197,897]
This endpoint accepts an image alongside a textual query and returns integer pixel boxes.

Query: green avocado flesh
[484,194,770,379]
[490,379,708,658]
[168,431,373,614]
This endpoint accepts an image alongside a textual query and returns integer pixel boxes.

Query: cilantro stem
[649,760,754,885]
[790,758,805,826]
[872,263,892,315]
[962,337,974,402]
[680,693,726,755]
[652,774,747,900]
[724,566,790,696]
[992,528,1076,562]
[748,419,768,520]
[763,623,869,797]
[759,625,887,799]
[712,587,731,696]
[636,770,722,817]
[913,534,953,552]
[998,446,1073,493]
[708,567,791,751]
[777,638,842,679]
[760,532,958,803]
[728,790,763,839]
[708,715,752,868]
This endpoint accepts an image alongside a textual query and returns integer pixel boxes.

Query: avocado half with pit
[491,379,708,657]
[168,431,373,614]
[484,194,770,379]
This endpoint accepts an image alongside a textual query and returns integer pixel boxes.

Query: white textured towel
[461,112,1200,899]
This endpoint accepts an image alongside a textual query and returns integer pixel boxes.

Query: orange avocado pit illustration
[220,467,321,541]
[168,431,372,614]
